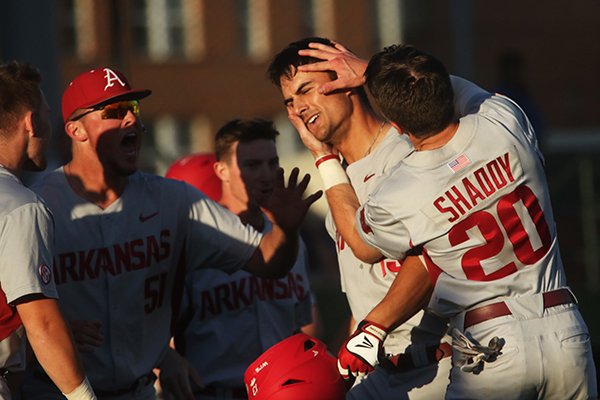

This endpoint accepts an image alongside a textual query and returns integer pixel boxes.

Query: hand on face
[287,110,335,158]
[297,41,368,94]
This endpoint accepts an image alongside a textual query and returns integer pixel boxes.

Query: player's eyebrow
[283,80,312,107]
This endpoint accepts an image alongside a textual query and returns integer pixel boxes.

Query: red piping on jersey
[422,249,443,287]
[0,288,22,341]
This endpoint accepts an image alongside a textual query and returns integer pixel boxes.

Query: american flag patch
[447,154,471,173]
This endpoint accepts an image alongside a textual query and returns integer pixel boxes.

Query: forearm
[327,183,382,263]
[16,298,85,393]
[245,225,299,278]
[364,256,432,330]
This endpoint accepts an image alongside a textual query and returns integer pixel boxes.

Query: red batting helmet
[165,153,222,201]
[244,333,346,400]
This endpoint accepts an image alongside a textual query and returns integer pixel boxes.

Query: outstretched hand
[297,40,368,94]
[255,167,322,232]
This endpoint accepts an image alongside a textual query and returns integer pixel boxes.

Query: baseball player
[0,61,95,399]
[267,37,452,399]
[20,67,321,400]
[294,42,598,398]
[165,118,317,399]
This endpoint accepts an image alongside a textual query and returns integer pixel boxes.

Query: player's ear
[22,110,35,138]
[65,120,88,142]
[214,160,229,182]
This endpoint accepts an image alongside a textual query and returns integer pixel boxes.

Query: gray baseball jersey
[326,129,448,355]
[326,130,451,399]
[357,79,596,398]
[0,167,57,373]
[27,168,262,393]
[177,215,312,388]
[358,92,564,316]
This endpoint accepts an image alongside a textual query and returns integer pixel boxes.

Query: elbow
[350,245,382,264]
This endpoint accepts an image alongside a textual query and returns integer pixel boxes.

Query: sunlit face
[75,101,145,176]
[23,91,52,171]
[280,70,353,144]
[226,139,279,209]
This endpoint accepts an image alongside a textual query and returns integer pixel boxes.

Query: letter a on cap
[103,68,126,91]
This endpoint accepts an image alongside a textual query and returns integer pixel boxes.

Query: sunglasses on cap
[70,100,140,122]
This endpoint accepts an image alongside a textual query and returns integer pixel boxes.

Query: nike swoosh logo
[139,211,159,222]
[363,173,376,182]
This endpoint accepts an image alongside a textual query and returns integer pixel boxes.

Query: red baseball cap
[165,153,222,201]
[62,67,151,122]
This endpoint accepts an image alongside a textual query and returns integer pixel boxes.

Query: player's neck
[410,122,460,151]
[64,159,126,209]
[336,112,388,164]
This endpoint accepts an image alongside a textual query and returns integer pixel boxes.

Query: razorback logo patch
[39,264,52,285]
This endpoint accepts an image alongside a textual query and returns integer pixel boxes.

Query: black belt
[464,288,576,330]
[195,385,247,398]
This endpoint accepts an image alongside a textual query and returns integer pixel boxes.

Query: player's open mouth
[306,114,319,125]
[121,132,138,156]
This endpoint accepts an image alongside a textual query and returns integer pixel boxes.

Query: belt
[196,385,247,398]
[384,342,452,372]
[463,288,576,330]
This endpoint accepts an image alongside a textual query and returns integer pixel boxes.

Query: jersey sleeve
[0,202,58,304]
[183,185,263,275]
[355,201,411,261]
[451,75,492,117]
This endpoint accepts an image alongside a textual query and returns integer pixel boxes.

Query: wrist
[314,154,349,190]
[358,320,388,341]
[63,377,96,400]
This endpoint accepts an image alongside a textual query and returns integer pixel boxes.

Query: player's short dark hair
[267,37,336,87]
[0,61,42,134]
[267,37,369,103]
[214,118,279,161]
[365,44,455,138]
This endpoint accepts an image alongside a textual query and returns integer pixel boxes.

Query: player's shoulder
[366,159,428,215]
[0,169,46,214]
[476,93,529,128]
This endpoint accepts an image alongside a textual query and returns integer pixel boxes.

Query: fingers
[295,60,335,73]
[274,167,285,188]
[337,359,350,380]
[70,320,103,352]
[303,190,323,208]
[294,170,310,193]
[287,167,299,189]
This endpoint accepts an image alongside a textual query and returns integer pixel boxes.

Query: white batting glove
[337,320,387,380]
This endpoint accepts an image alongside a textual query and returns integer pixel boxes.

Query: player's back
[368,94,566,317]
